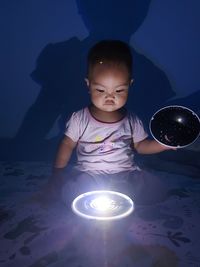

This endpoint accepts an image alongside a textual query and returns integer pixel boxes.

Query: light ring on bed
[71,190,134,221]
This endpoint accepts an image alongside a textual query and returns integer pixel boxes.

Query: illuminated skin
[85,63,133,122]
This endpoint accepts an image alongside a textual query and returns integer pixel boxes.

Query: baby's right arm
[50,135,77,184]
[31,136,77,204]
[44,136,77,200]
[54,135,77,169]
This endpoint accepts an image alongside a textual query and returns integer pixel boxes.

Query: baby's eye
[116,89,125,93]
[96,89,105,93]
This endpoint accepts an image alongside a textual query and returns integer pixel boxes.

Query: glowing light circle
[71,190,134,221]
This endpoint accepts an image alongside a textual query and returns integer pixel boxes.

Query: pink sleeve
[64,112,81,142]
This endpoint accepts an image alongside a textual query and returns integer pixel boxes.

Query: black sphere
[150,106,200,148]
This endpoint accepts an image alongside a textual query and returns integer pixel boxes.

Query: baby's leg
[61,170,99,206]
[127,170,168,205]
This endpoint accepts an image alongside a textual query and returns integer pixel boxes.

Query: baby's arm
[54,135,77,169]
[51,135,77,182]
[31,136,77,204]
[45,136,77,199]
[133,138,175,154]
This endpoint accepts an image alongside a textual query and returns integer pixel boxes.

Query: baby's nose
[106,92,115,98]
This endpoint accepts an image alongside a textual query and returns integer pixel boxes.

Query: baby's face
[86,64,132,113]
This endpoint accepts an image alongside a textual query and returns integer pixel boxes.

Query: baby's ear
[85,78,90,87]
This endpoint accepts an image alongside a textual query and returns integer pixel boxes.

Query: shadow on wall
[1,0,199,161]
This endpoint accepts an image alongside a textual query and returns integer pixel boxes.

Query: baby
[47,40,174,205]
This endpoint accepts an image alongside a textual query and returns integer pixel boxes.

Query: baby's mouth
[104,100,115,105]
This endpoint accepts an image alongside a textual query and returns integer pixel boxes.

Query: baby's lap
[63,169,163,193]
[128,169,164,185]
[63,168,162,185]
[62,168,167,205]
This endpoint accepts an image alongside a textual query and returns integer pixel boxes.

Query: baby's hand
[161,144,177,151]
[29,175,63,206]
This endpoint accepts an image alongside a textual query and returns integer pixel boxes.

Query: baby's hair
[87,40,133,79]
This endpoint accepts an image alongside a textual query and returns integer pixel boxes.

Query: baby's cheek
[118,96,128,104]
[92,95,103,102]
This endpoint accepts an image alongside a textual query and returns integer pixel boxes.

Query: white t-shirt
[65,107,148,175]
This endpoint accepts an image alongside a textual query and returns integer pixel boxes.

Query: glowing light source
[71,190,134,221]
[91,196,113,211]
[150,105,200,148]
[176,117,183,123]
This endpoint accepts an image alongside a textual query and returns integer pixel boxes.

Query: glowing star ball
[71,190,134,221]
[150,105,200,148]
